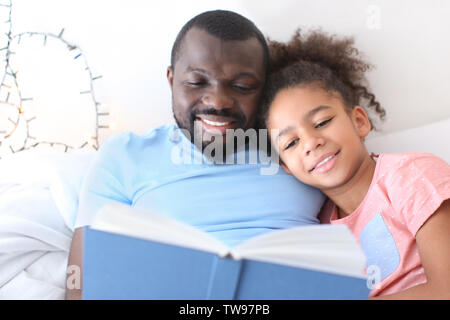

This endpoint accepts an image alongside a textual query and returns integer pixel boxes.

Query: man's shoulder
[99,124,177,154]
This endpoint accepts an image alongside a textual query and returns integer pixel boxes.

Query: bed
[0,117,449,299]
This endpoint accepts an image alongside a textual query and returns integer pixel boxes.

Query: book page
[90,203,231,257]
[231,224,367,279]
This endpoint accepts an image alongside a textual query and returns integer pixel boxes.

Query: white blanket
[0,149,95,299]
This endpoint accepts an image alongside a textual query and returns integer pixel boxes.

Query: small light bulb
[85,134,94,144]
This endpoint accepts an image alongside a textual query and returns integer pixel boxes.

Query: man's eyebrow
[186,67,210,75]
[276,105,333,141]
[234,72,260,80]
[185,68,259,81]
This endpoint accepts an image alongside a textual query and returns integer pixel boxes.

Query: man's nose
[201,84,234,110]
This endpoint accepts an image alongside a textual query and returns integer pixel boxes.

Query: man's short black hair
[170,10,269,74]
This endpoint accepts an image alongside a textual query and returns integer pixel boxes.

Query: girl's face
[267,85,372,192]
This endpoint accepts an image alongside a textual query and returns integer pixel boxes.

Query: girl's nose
[303,132,326,157]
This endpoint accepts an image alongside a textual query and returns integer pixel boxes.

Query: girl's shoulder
[379,151,445,162]
[377,152,448,174]
[374,152,450,196]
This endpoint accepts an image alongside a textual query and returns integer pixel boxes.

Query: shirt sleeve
[74,132,133,228]
[385,153,450,236]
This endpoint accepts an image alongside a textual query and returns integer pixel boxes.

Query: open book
[82,203,369,299]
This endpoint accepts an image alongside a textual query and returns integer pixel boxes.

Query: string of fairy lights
[0,0,110,158]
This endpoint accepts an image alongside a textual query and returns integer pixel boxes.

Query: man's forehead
[175,28,265,74]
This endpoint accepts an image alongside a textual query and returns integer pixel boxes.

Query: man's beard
[172,104,248,153]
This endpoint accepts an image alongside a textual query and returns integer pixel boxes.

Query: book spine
[206,256,243,299]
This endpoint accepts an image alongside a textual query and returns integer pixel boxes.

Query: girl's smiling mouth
[309,150,340,173]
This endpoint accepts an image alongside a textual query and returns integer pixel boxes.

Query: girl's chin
[309,174,348,191]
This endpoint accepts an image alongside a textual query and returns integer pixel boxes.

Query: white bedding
[0,150,95,299]
[0,118,447,299]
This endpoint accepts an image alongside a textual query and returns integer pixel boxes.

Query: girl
[259,29,450,299]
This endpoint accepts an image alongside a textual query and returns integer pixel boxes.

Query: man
[66,10,324,299]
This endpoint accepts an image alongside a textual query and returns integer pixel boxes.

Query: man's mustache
[191,108,246,124]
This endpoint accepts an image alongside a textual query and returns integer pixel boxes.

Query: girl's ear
[351,106,372,139]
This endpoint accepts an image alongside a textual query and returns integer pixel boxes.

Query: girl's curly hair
[258,28,386,130]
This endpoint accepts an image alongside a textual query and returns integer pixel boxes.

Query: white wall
[365,117,450,163]
[8,0,450,145]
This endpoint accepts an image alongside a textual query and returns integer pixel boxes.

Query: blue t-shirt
[76,124,325,247]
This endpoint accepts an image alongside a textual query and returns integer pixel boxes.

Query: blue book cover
[82,203,370,300]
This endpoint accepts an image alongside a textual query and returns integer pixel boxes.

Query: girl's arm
[372,199,450,300]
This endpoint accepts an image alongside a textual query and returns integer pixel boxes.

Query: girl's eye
[284,138,299,150]
[315,117,334,129]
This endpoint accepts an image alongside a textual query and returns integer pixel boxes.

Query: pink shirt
[320,153,450,297]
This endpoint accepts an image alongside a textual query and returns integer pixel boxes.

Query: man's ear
[167,66,174,90]
[280,160,292,175]
[351,106,372,139]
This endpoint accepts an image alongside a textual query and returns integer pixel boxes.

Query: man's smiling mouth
[195,115,239,134]
[201,118,233,127]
